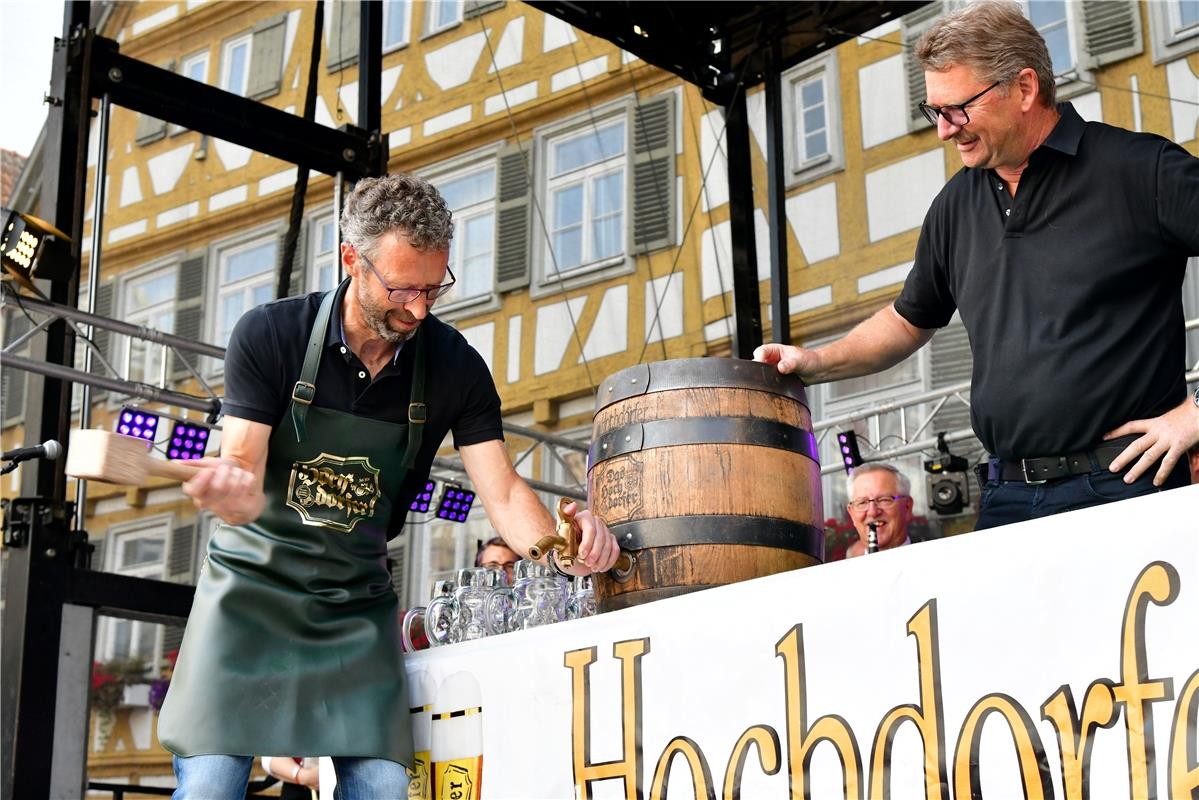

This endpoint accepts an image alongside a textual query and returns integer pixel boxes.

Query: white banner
[403,486,1199,800]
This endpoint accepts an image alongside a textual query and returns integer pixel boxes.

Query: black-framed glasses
[358,248,456,304]
[847,494,907,512]
[918,80,1002,127]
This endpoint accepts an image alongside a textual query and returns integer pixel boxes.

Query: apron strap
[400,325,427,471]
[290,283,341,443]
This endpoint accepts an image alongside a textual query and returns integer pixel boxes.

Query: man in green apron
[157,174,620,799]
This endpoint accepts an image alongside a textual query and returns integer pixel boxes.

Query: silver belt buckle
[1021,459,1048,485]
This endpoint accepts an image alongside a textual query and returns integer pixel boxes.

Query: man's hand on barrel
[753,343,820,380]
[561,500,621,574]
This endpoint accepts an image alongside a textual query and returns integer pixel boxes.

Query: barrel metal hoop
[589,416,819,468]
[609,515,825,557]
[595,358,809,414]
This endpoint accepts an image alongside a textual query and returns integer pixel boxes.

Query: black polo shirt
[895,103,1199,460]
[222,281,504,536]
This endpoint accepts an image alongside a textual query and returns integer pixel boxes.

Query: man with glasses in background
[476,534,519,583]
[844,464,916,558]
[157,174,620,798]
[757,1,1198,530]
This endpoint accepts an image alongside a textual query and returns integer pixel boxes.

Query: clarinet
[866,521,879,554]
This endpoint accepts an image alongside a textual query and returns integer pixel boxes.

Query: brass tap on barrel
[528,498,579,566]
[529,498,635,578]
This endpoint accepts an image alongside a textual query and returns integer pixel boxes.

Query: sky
[0,0,65,155]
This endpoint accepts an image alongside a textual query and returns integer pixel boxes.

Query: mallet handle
[148,459,204,482]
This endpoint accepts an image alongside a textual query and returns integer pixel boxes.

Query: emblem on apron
[286,452,383,532]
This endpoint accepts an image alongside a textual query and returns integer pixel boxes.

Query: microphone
[1,439,63,464]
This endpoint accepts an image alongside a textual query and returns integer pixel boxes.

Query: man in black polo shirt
[157,174,620,798]
[755,1,1198,530]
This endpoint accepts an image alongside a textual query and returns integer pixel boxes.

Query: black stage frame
[1,3,925,796]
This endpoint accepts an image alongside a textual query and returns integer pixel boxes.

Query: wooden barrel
[588,358,823,612]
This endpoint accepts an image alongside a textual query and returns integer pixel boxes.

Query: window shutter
[1079,0,1143,69]
[464,0,505,20]
[328,1,361,72]
[928,318,978,449]
[388,538,409,607]
[247,13,288,101]
[902,3,943,132]
[135,59,175,145]
[1,314,32,424]
[171,255,207,381]
[167,521,196,583]
[631,94,677,255]
[89,282,115,401]
[494,142,532,293]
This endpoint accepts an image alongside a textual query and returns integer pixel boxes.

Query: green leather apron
[159,284,425,765]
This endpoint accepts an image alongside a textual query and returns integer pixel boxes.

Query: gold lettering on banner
[721,726,780,800]
[1113,561,1178,800]
[776,625,864,799]
[648,737,715,800]
[1169,669,1199,798]
[285,453,381,532]
[566,639,650,800]
[1039,680,1118,800]
[559,560,1193,799]
[953,694,1053,800]
[868,601,949,800]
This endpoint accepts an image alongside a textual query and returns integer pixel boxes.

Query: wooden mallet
[66,429,202,486]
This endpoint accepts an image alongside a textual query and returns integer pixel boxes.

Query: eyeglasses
[847,494,907,512]
[918,80,1002,127]
[481,560,517,572]
[358,249,456,304]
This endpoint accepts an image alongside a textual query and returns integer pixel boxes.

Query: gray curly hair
[846,463,912,499]
[916,1,1056,108]
[339,173,454,257]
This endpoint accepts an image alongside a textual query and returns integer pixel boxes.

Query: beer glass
[425,579,457,647]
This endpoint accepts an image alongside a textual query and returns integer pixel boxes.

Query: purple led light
[119,424,130,435]
[198,430,208,440]
[169,449,179,458]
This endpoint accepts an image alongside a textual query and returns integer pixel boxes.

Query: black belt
[979,435,1138,485]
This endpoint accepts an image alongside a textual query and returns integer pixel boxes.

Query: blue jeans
[975,459,1191,530]
[173,754,411,799]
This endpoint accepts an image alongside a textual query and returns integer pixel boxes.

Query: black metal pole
[3,5,91,798]
[724,89,763,359]
[764,41,791,346]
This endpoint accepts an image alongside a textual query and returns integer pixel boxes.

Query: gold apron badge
[285,452,382,532]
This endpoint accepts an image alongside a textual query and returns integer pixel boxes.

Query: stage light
[117,406,159,443]
[836,430,863,474]
[923,433,972,516]
[1,208,73,290]
[410,480,436,513]
[436,482,476,523]
[166,419,209,460]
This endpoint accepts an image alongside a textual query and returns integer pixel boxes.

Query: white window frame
[181,49,210,85]
[1025,0,1077,77]
[422,0,463,38]
[782,50,844,187]
[98,515,172,672]
[1149,0,1199,63]
[308,210,340,294]
[207,228,280,374]
[118,263,178,393]
[220,32,252,97]
[383,0,413,52]
[1017,1,1094,101]
[420,145,502,318]
[532,101,633,296]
